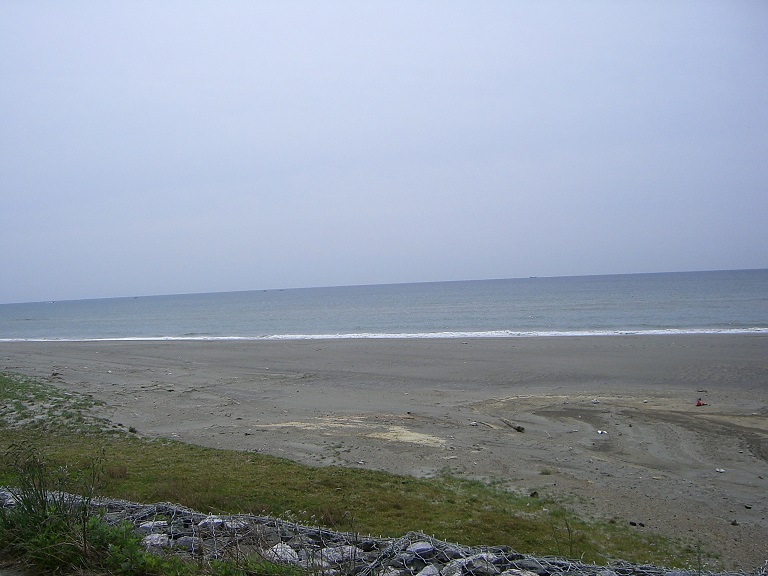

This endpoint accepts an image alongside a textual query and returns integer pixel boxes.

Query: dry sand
[1,335,767,569]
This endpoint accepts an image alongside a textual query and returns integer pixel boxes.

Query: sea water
[1,269,766,341]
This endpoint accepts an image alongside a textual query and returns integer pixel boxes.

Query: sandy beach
[1,335,767,569]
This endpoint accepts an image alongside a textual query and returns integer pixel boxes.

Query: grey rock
[443,553,501,576]
[0,491,18,508]
[225,518,248,530]
[416,564,441,576]
[465,553,503,575]
[142,533,170,548]
[197,515,226,529]
[321,545,365,564]
[501,570,540,576]
[174,536,203,553]
[263,542,300,564]
[137,520,168,534]
[407,541,437,559]
[510,559,548,575]
[359,539,381,552]
[299,551,331,571]
[390,552,416,568]
[436,545,467,562]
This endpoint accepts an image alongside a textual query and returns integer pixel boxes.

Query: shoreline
[1,335,767,569]
[2,327,768,342]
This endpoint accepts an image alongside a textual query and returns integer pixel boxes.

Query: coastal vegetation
[0,372,705,574]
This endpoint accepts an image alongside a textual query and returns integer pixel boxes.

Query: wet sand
[1,335,767,569]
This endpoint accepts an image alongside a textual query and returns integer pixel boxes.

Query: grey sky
[1,1,767,304]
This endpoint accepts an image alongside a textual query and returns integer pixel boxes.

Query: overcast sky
[1,1,767,304]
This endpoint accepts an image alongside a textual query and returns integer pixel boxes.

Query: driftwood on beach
[499,417,525,432]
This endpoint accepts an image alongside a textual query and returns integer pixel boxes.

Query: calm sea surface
[1,270,767,341]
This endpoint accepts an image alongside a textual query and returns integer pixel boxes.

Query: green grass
[0,372,704,570]
[0,442,303,575]
[0,372,123,434]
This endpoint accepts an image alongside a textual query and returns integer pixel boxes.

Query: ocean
[1,269,766,341]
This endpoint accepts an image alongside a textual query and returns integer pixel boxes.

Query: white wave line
[1,327,767,343]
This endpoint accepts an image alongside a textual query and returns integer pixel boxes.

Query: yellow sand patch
[258,417,445,447]
[367,426,445,447]
[259,417,366,431]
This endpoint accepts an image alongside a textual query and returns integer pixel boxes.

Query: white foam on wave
[263,327,768,340]
[1,327,767,343]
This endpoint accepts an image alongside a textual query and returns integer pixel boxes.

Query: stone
[0,491,18,507]
[443,553,501,576]
[319,545,364,564]
[390,552,416,568]
[501,570,540,576]
[142,533,170,548]
[174,536,203,553]
[198,515,226,529]
[509,559,548,576]
[225,518,249,530]
[436,545,466,562]
[465,553,503,575]
[359,539,381,552]
[137,520,168,534]
[263,542,300,564]
[407,541,437,559]
[416,565,441,576]
[299,550,331,571]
